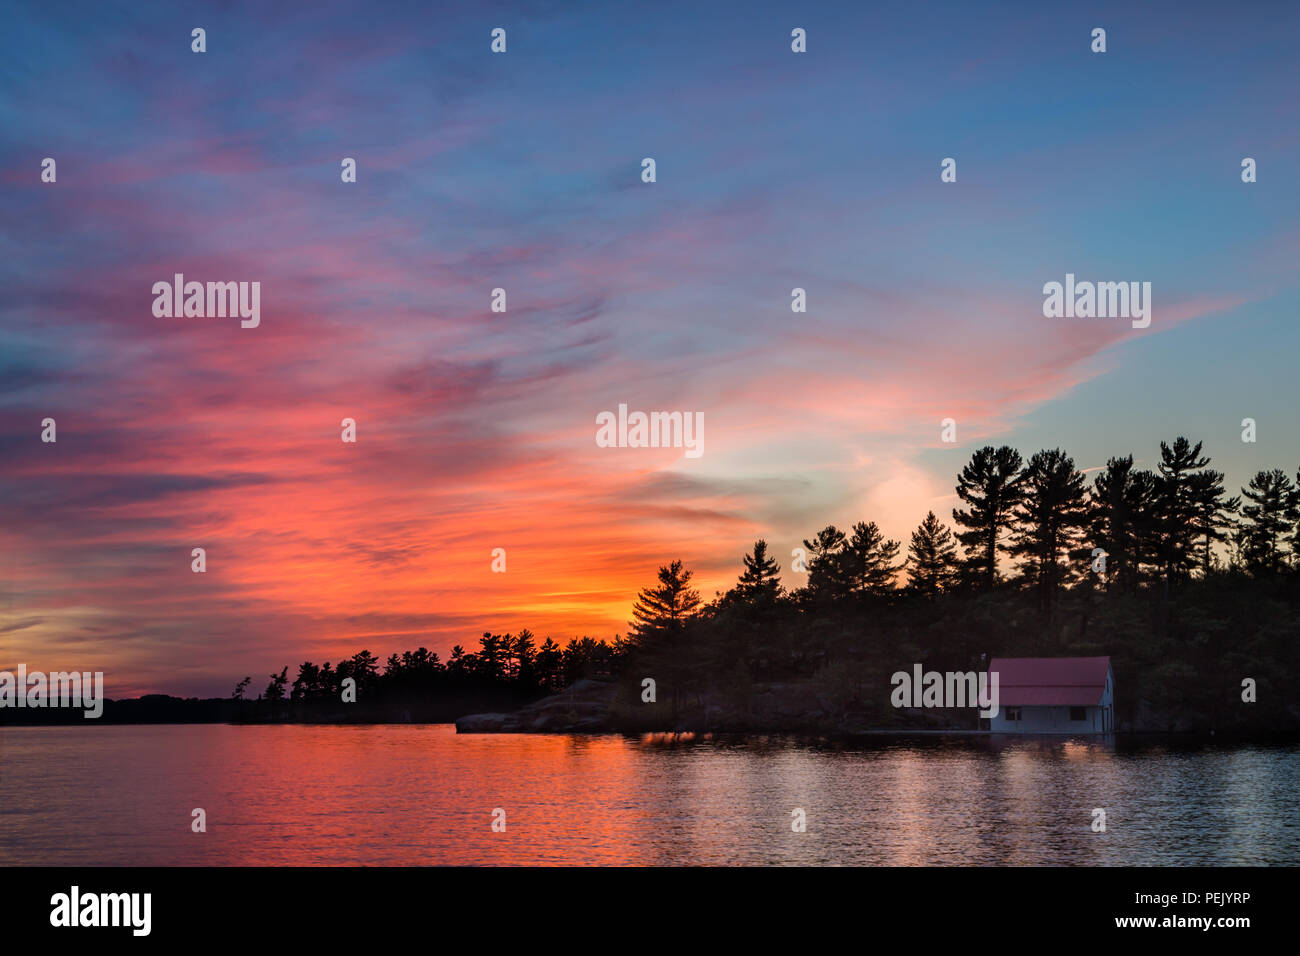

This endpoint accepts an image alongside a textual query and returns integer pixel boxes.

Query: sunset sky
[3,1,1299,697]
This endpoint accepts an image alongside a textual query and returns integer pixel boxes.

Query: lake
[0,725,1295,865]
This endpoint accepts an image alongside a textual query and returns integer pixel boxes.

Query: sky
[2,0,1299,697]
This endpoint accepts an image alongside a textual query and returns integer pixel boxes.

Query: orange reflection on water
[0,725,1289,866]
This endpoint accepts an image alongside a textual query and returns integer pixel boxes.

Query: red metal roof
[987,656,1111,707]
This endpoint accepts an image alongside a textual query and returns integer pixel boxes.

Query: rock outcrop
[455,679,619,733]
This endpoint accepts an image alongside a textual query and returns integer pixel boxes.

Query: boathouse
[986,656,1115,734]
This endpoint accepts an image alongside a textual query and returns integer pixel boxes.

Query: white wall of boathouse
[988,667,1115,735]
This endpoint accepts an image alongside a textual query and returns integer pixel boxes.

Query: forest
[237,436,1300,734]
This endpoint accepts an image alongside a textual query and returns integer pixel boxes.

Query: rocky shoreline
[454,678,1300,737]
[455,679,622,733]
[454,678,989,735]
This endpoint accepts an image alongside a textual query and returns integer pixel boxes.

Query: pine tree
[350,649,380,692]
[291,662,319,701]
[1292,468,1300,560]
[1238,469,1298,575]
[1187,469,1238,576]
[476,633,508,682]
[843,520,902,593]
[1089,456,1159,593]
[801,525,850,597]
[952,445,1024,590]
[1128,469,1164,585]
[264,666,289,701]
[535,637,563,692]
[906,511,959,596]
[1008,448,1088,611]
[1156,437,1211,587]
[732,539,782,605]
[629,560,701,716]
[629,559,702,642]
[512,628,537,685]
[316,662,336,697]
[446,645,469,678]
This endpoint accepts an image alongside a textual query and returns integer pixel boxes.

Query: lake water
[0,724,1295,865]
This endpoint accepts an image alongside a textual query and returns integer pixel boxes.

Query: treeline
[228,435,1299,732]
[609,437,1300,734]
[234,633,627,721]
[779,437,1300,608]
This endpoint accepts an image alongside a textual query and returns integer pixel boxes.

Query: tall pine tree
[629,560,702,716]
[1156,437,1212,587]
[906,511,959,596]
[952,445,1024,590]
[801,525,850,597]
[630,559,702,642]
[842,521,902,594]
[1089,455,1160,593]
[1187,468,1238,576]
[731,539,783,605]
[1008,448,1088,611]
[1238,469,1297,575]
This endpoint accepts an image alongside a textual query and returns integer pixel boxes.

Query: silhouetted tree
[317,662,335,698]
[476,633,508,683]
[446,645,469,678]
[264,667,289,702]
[1292,468,1300,559]
[730,539,783,606]
[561,636,613,682]
[1238,469,1297,575]
[1188,468,1239,576]
[843,520,902,594]
[952,445,1024,590]
[630,560,702,643]
[512,629,537,686]
[291,662,319,701]
[349,650,380,693]
[907,511,959,596]
[1008,448,1088,612]
[801,525,850,597]
[630,560,702,717]
[535,637,563,692]
[1089,456,1159,593]
[1156,437,1212,588]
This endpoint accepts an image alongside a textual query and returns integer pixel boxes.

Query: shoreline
[3,718,1298,748]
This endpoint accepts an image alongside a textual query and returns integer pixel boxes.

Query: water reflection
[0,725,1293,865]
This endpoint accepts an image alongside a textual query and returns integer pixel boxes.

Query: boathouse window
[1070,706,1087,721]
[1005,707,1021,721]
